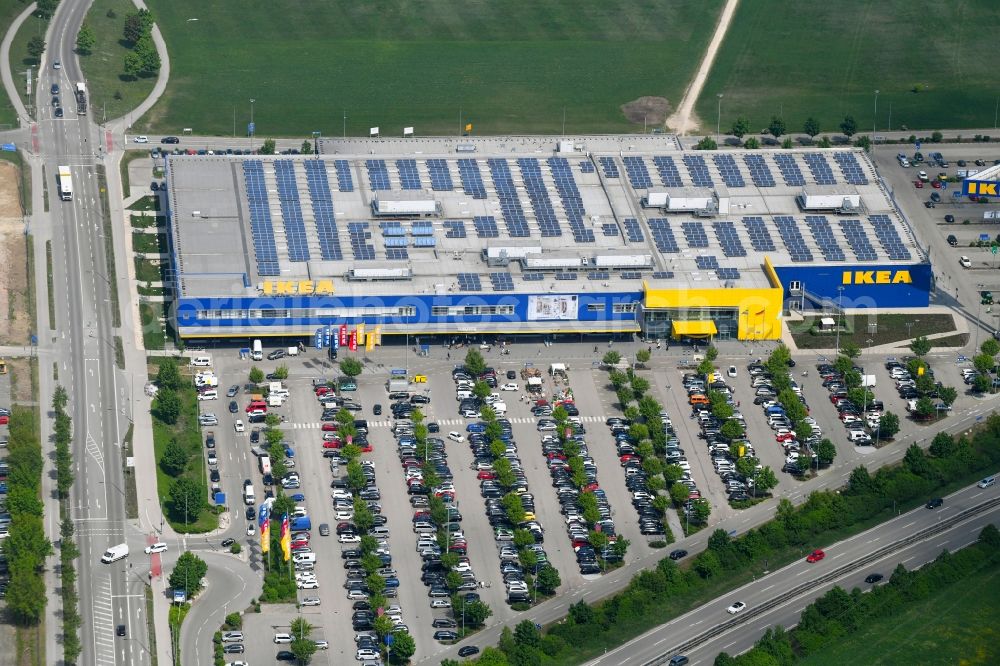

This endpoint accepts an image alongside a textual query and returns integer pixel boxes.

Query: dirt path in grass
[667,0,740,136]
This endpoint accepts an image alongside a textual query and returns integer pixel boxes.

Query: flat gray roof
[163,136,924,300]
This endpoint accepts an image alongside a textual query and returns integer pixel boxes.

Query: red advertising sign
[349,331,358,351]
[339,324,348,347]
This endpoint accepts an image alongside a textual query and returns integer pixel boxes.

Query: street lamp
[716,94,724,145]
[975,284,985,350]
[835,286,845,352]
[249,98,256,151]
[872,89,880,154]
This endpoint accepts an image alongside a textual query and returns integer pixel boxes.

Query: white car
[726,601,747,615]
[347,590,369,600]
[300,597,321,607]
[144,542,168,554]
[296,580,319,589]
[246,523,255,536]
[314,640,330,650]
[234,420,245,433]
[274,633,294,643]
[356,649,380,661]
[133,135,149,143]
[960,256,972,268]
[727,365,737,377]
[500,383,518,391]
[334,510,354,521]
[339,534,361,544]
[430,598,451,608]
[447,431,465,443]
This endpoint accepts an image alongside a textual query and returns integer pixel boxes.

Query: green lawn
[801,562,1000,666]
[7,10,47,121]
[138,0,722,136]
[789,313,955,349]
[697,0,1000,134]
[0,0,31,127]
[78,0,157,123]
[139,301,165,350]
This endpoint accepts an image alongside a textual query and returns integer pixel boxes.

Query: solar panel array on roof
[273,161,311,262]
[803,153,837,185]
[457,273,482,292]
[243,160,281,275]
[522,272,545,282]
[587,271,610,280]
[681,221,709,248]
[547,157,594,242]
[303,160,343,261]
[838,219,878,261]
[365,160,391,190]
[601,223,619,237]
[413,236,436,248]
[683,154,715,187]
[333,159,354,192]
[457,159,487,199]
[426,159,454,191]
[742,216,776,252]
[489,159,531,237]
[774,154,806,186]
[380,222,405,237]
[712,154,745,188]
[833,152,868,185]
[489,272,515,291]
[652,156,684,187]
[870,214,912,260]
[348,221,376,260]
[805,215,846,261]
[410,222,434,236]
[647,218,680,253]
[599,156,620,178]
[473,216,499,238]
[743,155,776,187]
[554,272,577,281]
[518,158,561,238]
[716,267,741,281]
[396,159,422,190]
[623,156,653,189]
[579,161,595,174]
[444,220,467,239]
[713,221,747,257]
[774,216,813,262]
[651,271,675,279]
[386,248,409,260]
[623,218,644,243]
[620,271,643,280]
[695,255,719,270]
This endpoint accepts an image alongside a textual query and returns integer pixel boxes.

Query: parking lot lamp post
[976,284,985,350]
[864,338,874,416]
[872,90,879,154]
[835,287,845,353]
[249,98,255,151]
[716,94,723,144]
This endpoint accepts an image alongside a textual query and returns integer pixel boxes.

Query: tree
[260,138,277,155]
[502,493,526,524]
[767,116,786,138]
[134,35,160,74]
[720,420,744,441]
[938,386,958,406]
[457,599,492,628]
[814,439,837,466]
[514,619,542,648]
[982,338,1000,357]
[973,373,991,394]
[169,551,207,596]
[463,348,486,376]
[635,349,651,367]
[754,468,778,494]
[123,13,145,43]
[76,23,96,54]
[744,136,761,149]
[153,388,180,425]
[5,560,46,624]
[855,135,872,152]
[670,483,691,505]
[840,341,861,359]
[840,115,858,137]
[36,0,60,19]
[290,616,314,639]
[156,358,183,390]
[535,565,561,594]
[818,135,832,148]
[910,335,932,356]
[695,137,717,150]
[249,366,264,384]
[272,364,289,381]
[803,117,821,138]
[914,396,935,418]
[301,140,314,155]
[291,638,317,662]
[340,357,362,378]
[160,438,189,476]
[168,477,204,523]
[729,116,751,140]
[27,36,45,63]
[390,631,416,663]
[973,353,994,375]
[602,350,621,367]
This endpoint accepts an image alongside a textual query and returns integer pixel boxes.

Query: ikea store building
[160,135,930,346]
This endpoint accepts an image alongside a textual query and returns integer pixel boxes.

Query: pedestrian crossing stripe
[285,415,607,430]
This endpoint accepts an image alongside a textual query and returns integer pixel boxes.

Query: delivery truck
[100,543,129,563]
[252,339,263,361]
[258,455,271,475]
[58,166,73,201]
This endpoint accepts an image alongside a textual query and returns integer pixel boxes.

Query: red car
[775,432,796,442]
[359,444,373,453]
[322,440,341,449]
[477,471,497,480]
[321,423,338,432]
[806,549,826,563]
[315,386,331,396]
[931,180,942,189]
[914,180,924,188]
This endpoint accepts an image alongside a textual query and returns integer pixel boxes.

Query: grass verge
[0,149,31,215]
[119,149,147,199]
[0,0,30,127]
[140,302,166,350]
[45,240,54,329]
[78,0,157,123]
[131,213,162,228]
[132,231,166,254]
[928,332,970,348]
[123,423,137,519]
[789,313,954,350]
[128,195,160,211]
[7,11,47,120]
[113,335,125,369]
[95,165,122,327]
[144,586,158,666]
[15,624,42,666]
[23,232,35,338]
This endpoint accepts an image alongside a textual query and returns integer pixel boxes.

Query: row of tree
[716,523,1000,665]
[53,386,82,663]
[724,115,862,141]
[121,9,160,79]
[455,407,1000,665]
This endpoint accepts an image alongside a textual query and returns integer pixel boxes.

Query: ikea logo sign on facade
[842,270,912,285]
[965,180,998,196]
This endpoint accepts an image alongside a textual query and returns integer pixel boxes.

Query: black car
[245,506,256,520]
[50,83,59,95]
[458,646,481,657]
[250,428,260,444]
[506,370,517,380]
[926,497,944,509]
[161,136,180,144]
[373,404,382,415]
[210,469,220,482]
[221,538,235,548]
[116,624,126,637]
[669,549,688,560]
[229,400,238,413]
[432,618,457,628]
[579,562,601,575]
[54,107,64,118]
[410,394,431,404]
[319,523,331,536]
[433,630,459,642]
[223,644,245,654]
[275,650,296,661]
[864,573,884,584]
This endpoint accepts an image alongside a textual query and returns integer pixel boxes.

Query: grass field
[139,0,722,136]
[697,0,1000,134]
[789,313,955,349]
[6,9,48,122]
[0,0,32,127]
[78,0,157,124]
[801,559,1000,665]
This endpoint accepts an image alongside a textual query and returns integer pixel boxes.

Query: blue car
[290,493,306,502]
[285,445,295,458]
[384,577,400,588]
[466,423,486,434]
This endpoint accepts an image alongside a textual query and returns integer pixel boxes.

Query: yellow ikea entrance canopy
[671,320,717,336]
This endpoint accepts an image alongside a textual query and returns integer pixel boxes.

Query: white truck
[243,485,256,505]
[100,543,129,563]
[57,165,73,201]
[251,339,263,361]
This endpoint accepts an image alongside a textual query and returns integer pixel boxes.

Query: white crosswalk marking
[91,573,117,665]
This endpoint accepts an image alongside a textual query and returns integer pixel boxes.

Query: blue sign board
[214,492,226,505]
[314,328,324,349]
[323,325,332,348]
[1,143,15,152]
[390,368,407,376]
[915,141,921,150]
[330,326,339,349]
[247,122,256,135]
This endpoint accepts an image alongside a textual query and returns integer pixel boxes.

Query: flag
[258,503,270,554]
[465,123,473,132]
[280,513,291,561]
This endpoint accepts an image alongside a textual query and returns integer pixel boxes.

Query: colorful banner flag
[339,324,348,347]
[349,331,358,352]
[258,503,270,554]
[374,325,382,345]
[365,332,376,352]
[356,323,366,346]
[465,123,473,132]
[280,513,291,561]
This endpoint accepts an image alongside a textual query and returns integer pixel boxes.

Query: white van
[192,356,212,367]
[101,543,129,563]
[243,485,256,505]
[292,552,316,564]
[978,476,996,489]
[198,389,218,401]
[456,390,473,400]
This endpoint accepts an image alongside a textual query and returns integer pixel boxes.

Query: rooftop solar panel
[519,158,562,238]
[647,218,680,253]
[832,152,869,185]
[488,272,515,292]
[413,236,436,248]
[365,159,391,190]
[695,255,719,270]
[333,159,354,192]
[712,220,747,257]
[489,158,532,237]
[303,160,343,261]
[396,159,423,190]
[347,221,376,261]
[838,219,878,261]
[651,271,675,280]
[385,248,409,260]
[587,271,610,281]
[652,156,684,187]
[620,271,643,280]
[457,159,488,199]
[623,156,653,189]
[742,216,776,252]
[522,272,545,282]
[601,223,620,237]
[711,154,744,188]
[426,159,455,191]
[243,160,281,275]
[622,218,644,243]
[805,215,846,261]
[774,154,806,186]
[803,153,837,185]
[599,157,620,178]
[716,267,741,281]
[548,157,593,242]
[473,216,500,238]
[273,160,311,262]
[456,273,482,292]
[681,221,709,248]
[743,154,776,187]
[554,272,578,281]
[443,220,467,239]
[579,161,595,174]
[683,154,715,187]
[774,216,813,262]
[870,214,912,260]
